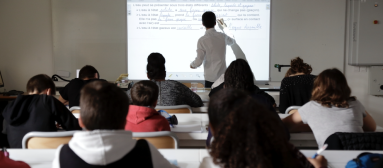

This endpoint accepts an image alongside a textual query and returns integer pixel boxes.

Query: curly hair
[147,53,166,80]
[224,59,255,92]
[208,89,296,168]
[311,68,355,108]
[285,57,312,77]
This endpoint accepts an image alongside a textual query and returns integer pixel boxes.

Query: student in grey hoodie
[52,81,176,168]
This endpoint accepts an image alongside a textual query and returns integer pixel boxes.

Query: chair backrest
[285,106,301,114]
[182,83,204,88]
[132,131,178,149]
[325,132,383,150]
[69,106,80,113]
[155,105,192,114]
[22,131,79,149]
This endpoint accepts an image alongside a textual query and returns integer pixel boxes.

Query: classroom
[1,0,383,167]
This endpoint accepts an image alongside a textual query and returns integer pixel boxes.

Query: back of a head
[79,65,98,79]
[26,74,56,95]
[80,81,129,130]
[147,53,166,80]
[311,68,354,108]
[131,80,159,106]
[202,11,216,28]
[208,89,294,168]
[287,57,312,76]
[224,59,254,92]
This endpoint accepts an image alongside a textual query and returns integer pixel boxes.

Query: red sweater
[125,105,171,132]
[0,152,30,168]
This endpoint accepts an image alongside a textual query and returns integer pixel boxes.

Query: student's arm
[58,96,69,106]
[147,142,178,168]
[49,97,81,130]
[282,112,312,133]
[363,111,376,132]
[190,39,206,69]
[181,84,203,107]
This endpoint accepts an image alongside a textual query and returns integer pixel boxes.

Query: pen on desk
[312,144,328,159]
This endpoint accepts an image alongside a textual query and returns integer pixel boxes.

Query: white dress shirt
[190,28,235,82]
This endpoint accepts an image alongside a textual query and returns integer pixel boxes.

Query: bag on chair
[346,153,383,168]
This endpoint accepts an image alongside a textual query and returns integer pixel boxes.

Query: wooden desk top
[0,94,17,101]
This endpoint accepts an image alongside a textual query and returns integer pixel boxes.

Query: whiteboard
[52,0,346,82]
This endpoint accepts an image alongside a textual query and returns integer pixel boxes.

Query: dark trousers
[205,81,214,88]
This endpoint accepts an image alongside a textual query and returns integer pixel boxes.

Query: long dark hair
[147,53,166,80]
[311,68,355,108]
[208,89,296,168]
[285,57,312,77]
[224,59,255,92]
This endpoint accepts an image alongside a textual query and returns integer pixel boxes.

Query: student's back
[125,81,170,132]
[200,89,327,168]
[127,53,203,107]
[279,57,315,114]
[59,65,105,108]
[2,75,81,148]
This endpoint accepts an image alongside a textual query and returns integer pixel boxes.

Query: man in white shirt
[190,11,235,88]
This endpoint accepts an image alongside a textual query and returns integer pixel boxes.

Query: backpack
[346,153,383,168]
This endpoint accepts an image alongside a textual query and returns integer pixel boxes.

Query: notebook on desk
[171,124,202,133]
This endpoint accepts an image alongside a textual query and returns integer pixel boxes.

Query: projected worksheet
[127,0,270,81]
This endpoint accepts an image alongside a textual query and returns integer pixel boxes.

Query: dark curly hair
[311,68,355,108]
[224,59,255,92]
[285,57,312,77]
[147,53,166,80]
[208,89,296,168]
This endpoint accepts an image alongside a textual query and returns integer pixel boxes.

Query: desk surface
[8,149,383,168]
[0,94,17,100]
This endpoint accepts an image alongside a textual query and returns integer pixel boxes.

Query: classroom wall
[0,0,54,92]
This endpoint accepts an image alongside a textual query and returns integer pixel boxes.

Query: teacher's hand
[190,65,196,69]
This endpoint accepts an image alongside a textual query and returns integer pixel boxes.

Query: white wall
[0,0,54,92]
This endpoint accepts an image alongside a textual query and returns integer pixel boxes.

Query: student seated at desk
[283,68,376,147]
[125,81,170,132]
[208,59,275,109]
[2,74,81,148]
[200,89,327,168]
[52,81,176,168]
[58,65,106,108]
[127,53,203,107]
[279,57,316,114]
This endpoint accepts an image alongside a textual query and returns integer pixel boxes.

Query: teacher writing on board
[190,11,236,88]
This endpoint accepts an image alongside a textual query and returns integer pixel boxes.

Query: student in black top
[279,57,316,114]
[209,59,276,109]
[2,74,81,148]
[206,59,288,146]
[59,65,105,108]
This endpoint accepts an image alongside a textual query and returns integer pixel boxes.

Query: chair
[69,106,80,113]
[132,131,178,149]
[155,105,192,114]
[182,83,204,88]
[22,131,79,149]
[324,132,383,150]
[284,106,301,114]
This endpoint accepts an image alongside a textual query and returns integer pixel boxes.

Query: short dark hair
[26,74,56,95]
[79,65,98,79]
[224,59,255,92]
[80,81,129,130]
[311,68,355,108]
[202,11,216,28]
[208,89,295,168]
[147,53,166,80]
[131,81,159,106]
